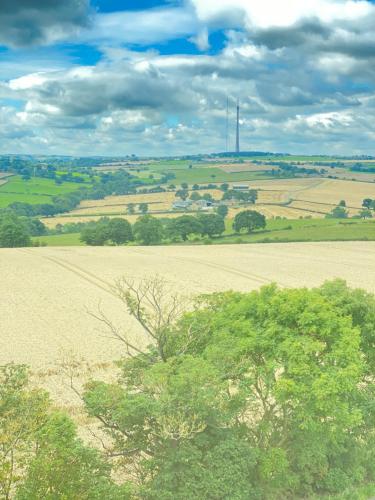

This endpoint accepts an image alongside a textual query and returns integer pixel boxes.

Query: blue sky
[1,0,375,156]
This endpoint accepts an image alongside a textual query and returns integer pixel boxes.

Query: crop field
[248,178,374,211]
[0,175,90,207]
[41,212,186,228]
[1,242,374,409]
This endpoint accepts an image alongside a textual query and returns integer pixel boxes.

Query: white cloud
[190,0,373,29]
[83,7,198,46]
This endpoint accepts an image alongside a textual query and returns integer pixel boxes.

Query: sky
[1,0,375,156]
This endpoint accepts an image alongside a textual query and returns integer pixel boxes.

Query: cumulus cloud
[1,0,375,155]
[0,0,90,48]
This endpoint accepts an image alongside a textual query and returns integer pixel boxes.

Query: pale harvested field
[253,205,319,219]
[248,178,374,213]
[289,201,358,217]
[1,243,374,410]
[71,189,223,215]
[257,190,291,204]
[41,212,184,228]
[1,242,374,368]
[292,179,374,207]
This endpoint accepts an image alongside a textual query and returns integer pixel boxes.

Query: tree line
[1,279,375,498]
[79,210,266,246]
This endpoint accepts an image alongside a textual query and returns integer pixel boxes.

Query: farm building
[172,200,193,210]
[232,184,249,191]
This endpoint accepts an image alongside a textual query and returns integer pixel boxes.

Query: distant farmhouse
[172,199,216,212]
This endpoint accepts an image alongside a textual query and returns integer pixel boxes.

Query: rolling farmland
[41,177,374,228]
[0,175,90,207]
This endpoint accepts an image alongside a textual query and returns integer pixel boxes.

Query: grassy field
[34,233,83,246]
[169,167,270,184]
[0,176,89,207]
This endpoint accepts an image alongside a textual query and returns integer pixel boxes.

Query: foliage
[0,213,31,247]
[216,204,229,218]
[82,279,375,499]
[139,203,149,214]
[175,189,189,201]
[0,364,122,499]
[222,189,258,204]
[16,413,126,500]
[326,206,348,219]
[108,218,134,245]
[233,210,266,233]
[197,214,225,238]
[362,198,375,210]
[133,215,164,245]
[167,215,202,241]
[80,218,133,246]
[359,209,373,219]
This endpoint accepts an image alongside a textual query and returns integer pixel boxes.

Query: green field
[164,167,270,184]
[0,176,89,207]
[33,233,83,246]
[213,218,375,244]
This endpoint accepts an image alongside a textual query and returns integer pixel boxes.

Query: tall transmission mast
[236,98,240,154]
[225,96,229,153]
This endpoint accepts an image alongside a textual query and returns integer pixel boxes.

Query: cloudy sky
[1,0,375,156]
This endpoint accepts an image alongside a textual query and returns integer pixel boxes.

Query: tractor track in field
[17,249,116,298]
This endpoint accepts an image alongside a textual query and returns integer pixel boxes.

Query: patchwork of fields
[40,177,375,228]
[0,175,89,207]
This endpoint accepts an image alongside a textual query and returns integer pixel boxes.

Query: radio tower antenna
[226,96,229,153]
[236,98,240,155]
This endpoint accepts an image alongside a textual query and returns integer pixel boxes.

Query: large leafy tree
[197,214,225,238]
[133,215,164,245]
[107,218,133,245]
[168,215,202,241]
[0,213,31,248]
[83,279,374,499]
[233,210,266,233]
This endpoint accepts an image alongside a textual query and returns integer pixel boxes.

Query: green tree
[233,210,266,233]
[0,213,31,248]
[197,214,225,238]
[175,189,189,201]
[220,183,229,192]
[0,364,49,499]
[133,215,164,245]
[80,222,109,246]
[107,218,133,245]
[127,203,135,215]
[362,198,374,209]
[190,192,201,201]
[326,206,348,219]
[83,279,374,499]
[139,203,149,215]
[181,182,189,190]
[216,204,229,219]
[339,199,346,207]
[168,215,202,241]
[16,413,126,500]
[359,208,373,219]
